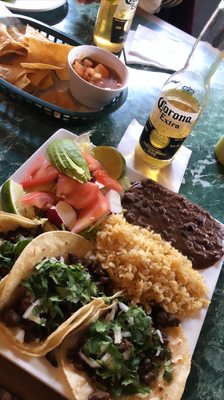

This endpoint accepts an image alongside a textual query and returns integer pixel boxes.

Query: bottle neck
[184,45,223,83]
[184,1,224,83]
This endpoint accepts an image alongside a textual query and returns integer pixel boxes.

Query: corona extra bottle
[93,0,139,54]
[136,0,224,169]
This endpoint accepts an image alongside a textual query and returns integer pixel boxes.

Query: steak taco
[0,231,115,356]
[59,301,191,400]
[0,212,42,293]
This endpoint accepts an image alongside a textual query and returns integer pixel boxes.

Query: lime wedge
[92,146,126,179]
[1,179,35,218]
[215,136,224,165]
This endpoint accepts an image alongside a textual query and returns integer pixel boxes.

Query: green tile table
[0,2,223,399]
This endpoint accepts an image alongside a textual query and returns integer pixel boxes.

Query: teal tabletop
[0,1,223,400]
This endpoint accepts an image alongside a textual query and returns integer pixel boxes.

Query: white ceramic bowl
[68,45,129,109]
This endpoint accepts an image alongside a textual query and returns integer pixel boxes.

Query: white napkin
[124,24,192,71]
[117,119,192,193]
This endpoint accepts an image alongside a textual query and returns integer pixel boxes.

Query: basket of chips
[0,15,128,122]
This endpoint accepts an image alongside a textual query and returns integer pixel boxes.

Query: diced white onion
[156,329,164,344]
[105,303,118,321]
[156,347,161,357]
[23,299,41,324]
[121,331,131,338]
[105,190,122,214]
[100,343,109,354]
[127,316,134,326]
[95,180,105,190]
[118,302,129,313]
[14,328,25,343]
[100,353,113,368]
[114,325,122,344]
[123,349,131,360]
[79,351,100,368]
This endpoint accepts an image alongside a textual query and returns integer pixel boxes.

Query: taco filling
[1,254,114,344]
[66,302,180,399]
[0,225,42,280]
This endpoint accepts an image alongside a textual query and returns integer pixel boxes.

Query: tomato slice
[56,174,99,209]
[20,191,55,209]
[83,152,102,172]
[72,191,109,233]
[92,169,122,193]
[21,155,59,189]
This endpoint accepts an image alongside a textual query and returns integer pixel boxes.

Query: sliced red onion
[47,201,77,231]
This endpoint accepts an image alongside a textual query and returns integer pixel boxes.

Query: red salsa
[72,57,122,89]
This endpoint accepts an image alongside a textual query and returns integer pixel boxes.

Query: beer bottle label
[139,118,187,160]
[111,0,138,43]
[138,92,200,161]
[151,94,199,138]
[111,18,128,43]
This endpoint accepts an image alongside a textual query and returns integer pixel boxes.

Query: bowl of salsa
[68,45,129,109]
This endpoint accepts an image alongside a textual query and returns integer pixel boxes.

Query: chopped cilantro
[163,357,173,382]
[22,257,100,332]
[0,236,33,278]
[78,304,173,396]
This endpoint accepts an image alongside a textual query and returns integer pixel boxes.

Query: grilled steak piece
[122,179,224,269]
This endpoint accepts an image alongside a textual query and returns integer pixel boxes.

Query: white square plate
[0,128,223,398]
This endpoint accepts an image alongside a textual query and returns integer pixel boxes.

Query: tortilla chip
[24,25,50,43]
[0,49,27,58]
[59,324,191,400]
[0,64,27,83]
[56,67,69,81]
[7,26,27,46]
[0,23,27,56]
[0,22,76,110]
[0,231,108,356]
[26,37,73,67]
[38,72,54,90]
[14,74,30,89]
[28,69,50,87]
[21,62,63,70]
[39,87,79,111]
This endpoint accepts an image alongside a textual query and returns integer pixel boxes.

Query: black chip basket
[0,15,128,122]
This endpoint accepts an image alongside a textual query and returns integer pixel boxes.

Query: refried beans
[121,179,224,269]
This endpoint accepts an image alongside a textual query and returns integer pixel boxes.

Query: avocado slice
[47,140,90,183]
[61,140,91,181]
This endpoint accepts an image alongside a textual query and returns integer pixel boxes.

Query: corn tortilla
[59,319,191,400]
[0,231,107,356]
[0,212,41,293]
